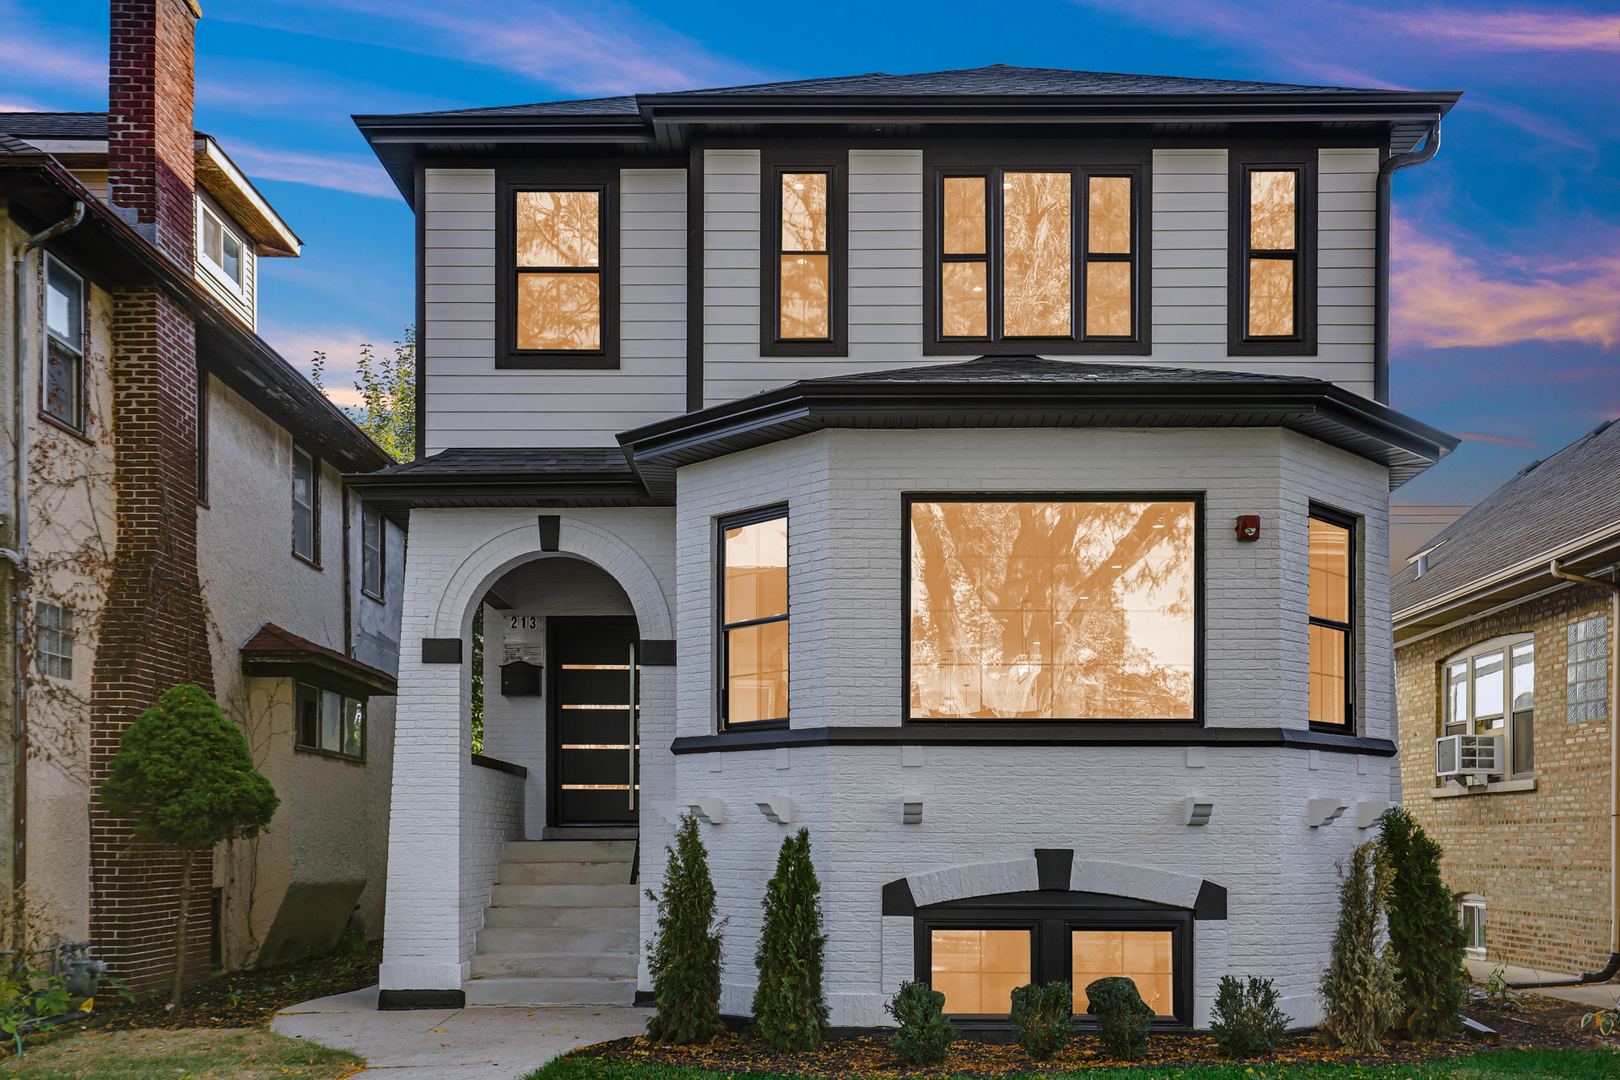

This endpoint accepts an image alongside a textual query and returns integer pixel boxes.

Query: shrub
[1379,807,1466,1039]
[885,981,955,1065]
[99,684,278,1006]
[1085,977,1152,1060]
[751,828,830,1051]
[1318,839,1400,1052]
[1009,981,1075,1060]
[1209,975,1289,1058]
[645,814,725,1044]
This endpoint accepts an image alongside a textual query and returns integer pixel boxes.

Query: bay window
[1308,511,1354,729]
[720,507,789,728]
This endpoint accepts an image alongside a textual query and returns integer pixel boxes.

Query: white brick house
[347,66,1460,1030]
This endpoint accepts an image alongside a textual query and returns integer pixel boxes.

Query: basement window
[1459,895,1486,960]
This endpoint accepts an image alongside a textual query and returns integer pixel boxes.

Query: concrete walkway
[1466,958,1620,1011]
[271,986,654,1080]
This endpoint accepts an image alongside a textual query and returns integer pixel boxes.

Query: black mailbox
[500,660,541,697]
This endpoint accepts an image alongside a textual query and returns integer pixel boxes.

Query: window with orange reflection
[908,498,1197,721]
[1072,931,1175,1017]
[930,929,1030,1014]
[1245,169,1299,338]
[779,172,830,339]
[1308,512,1354,728]
[514,189,601,351]
[721,510,789,726]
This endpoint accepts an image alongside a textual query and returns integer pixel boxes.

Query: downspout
[1507,559,1620,988]
[9,201,85,909]
[1374,121,1441,404]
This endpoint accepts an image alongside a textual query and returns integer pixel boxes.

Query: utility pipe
[9,201,84,908]
[1374,120,1441,404]
[1508,559,1620,988]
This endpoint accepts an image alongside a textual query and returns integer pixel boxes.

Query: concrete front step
[471,950,637,979]
[497,860,630,885]
[474,926,637,955]
[463,975,638,1006]
[503,840,635,863]
[490,882,639,908]
[481,904,638,929]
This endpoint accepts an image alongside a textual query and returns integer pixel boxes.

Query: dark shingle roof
[0,113,108,138]
[413,96,641,118]
[368,447,633,478]
[1392,419,1620,616]
[816,356,1322,386]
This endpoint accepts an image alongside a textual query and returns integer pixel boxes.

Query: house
[1392,419,1619,982]
[348,65,1461,1028]
[0,0,404,990]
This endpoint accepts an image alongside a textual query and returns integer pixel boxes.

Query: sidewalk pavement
[1465,958,1620,1011]
[270,985,654,1080]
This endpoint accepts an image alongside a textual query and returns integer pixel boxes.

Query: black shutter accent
[1194,879,1228,921]
[639,639,676,666]
[881,877,916,916]
[421,638,463,664]
[538,515,561,551]
[1034,848,1074,892]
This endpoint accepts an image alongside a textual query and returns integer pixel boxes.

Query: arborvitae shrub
[1009,981,1075,1060]
[1318,839,1400,1052]
[645,813,725,1044]
[751,828,830,1050]
[1209,975,1289,1058]
[1085,977,1153,1060]
[1379,807,1466,1039]
[885,981,955,1065]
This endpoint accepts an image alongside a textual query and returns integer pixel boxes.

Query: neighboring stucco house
[0,0,403,990]
[1392,419,1619,982]
[348,66,1460,1029]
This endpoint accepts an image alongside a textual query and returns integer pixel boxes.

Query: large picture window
[497,171,618,369]
[907,497,1198,722]
[720,507,788,728]
[1308,511,1354,729]
[1445,635,1534,777]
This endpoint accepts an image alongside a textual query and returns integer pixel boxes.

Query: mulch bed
[81,939,383,1031]
[583,994,1611,1077]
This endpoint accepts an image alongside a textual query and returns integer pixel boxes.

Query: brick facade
[1396,582,1614,975]
[108,0,198,262]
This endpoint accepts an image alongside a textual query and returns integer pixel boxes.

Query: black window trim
[1228,155,1318,356]
[292,444,322,569]
[901,491,1205,726]
[294,680,368,763]
[1308,502,1356,734]
[913,891,1195,1030]
[495,165,620,370]
[718,502,790,732]
[922,148,1152,357]
[759,150,848,357]
[360,499,386,604]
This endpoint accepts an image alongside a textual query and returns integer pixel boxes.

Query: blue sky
[2,0,1616,505]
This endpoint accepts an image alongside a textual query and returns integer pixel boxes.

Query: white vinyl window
[200,205,244,289]
[295,682,365,759]
[1444,635,1534,777]
[36,602,73,680]
[1459,895,1486,960]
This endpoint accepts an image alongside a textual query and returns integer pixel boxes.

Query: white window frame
[196,196,247,295]
[1458,894,1486,961]
[42,253,84,430]
[1443,633,1534,779]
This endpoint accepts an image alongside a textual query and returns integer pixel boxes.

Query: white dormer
[194,189,255,325]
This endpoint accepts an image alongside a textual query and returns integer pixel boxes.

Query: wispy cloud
[259,322,392,410]
[0,29,105,95]
[1398,9,1620,52]
[221,141,398,199]
[209,0,771,98]
[1391,216,1620,350]
[1455,432,1541,448]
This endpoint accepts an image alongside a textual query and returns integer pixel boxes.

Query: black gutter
[1374,120,1442,404]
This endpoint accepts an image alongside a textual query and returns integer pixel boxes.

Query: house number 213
[508,616,538,630]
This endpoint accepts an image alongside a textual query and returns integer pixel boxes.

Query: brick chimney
[107,0,201,263]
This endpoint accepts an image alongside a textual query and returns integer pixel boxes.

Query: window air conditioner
[1436,734,1501,784]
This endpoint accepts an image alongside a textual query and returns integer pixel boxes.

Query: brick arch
[430,516,673,641]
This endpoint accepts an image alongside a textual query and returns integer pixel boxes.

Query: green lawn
[0,1028,361,1080]
[527,1047,1620,1080]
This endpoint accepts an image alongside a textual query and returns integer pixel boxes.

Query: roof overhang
[240,622,398,699]
[343,456,659,529]
[194,136,303,257]
[617,364,1459,503]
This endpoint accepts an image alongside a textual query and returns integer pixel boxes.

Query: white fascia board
[193,136,302,257]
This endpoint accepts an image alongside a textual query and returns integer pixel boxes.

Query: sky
[1,0,1616,506]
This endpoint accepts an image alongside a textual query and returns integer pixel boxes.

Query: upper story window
[296,682,365,759]
[907,497,1198,722]
[1230,159,1316,356]
[497,174,618,370]
[720,508,788,728]
[762,157,847,357]
[200,204,244,289]
[1445,635,1534,777]
[36,602,73,680]
[1308,511,1354,730]
[292,446,318,564]
[361,501,385,601]
[43,254,84,430]
[927,164,1146,356]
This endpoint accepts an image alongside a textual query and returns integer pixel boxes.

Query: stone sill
[1429,777,1537,798]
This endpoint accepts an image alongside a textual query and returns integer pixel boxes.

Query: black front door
[548,616,639,826]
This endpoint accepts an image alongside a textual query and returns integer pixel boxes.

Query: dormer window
[497,175,618,369]
[200,205,243,288]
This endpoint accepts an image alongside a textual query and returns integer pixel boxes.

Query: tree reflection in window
[909,500,1195,720]
[515,190,601,350]
[1002,173,1072,338]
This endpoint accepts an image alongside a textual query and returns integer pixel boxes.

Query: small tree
[310,329,416,462]
[1318,840,1399,1052]
[751,828,829,1050]
[99,685,279,1006]
[1379,807,1466,1039]
[1209,975,1289,1058]
[645,813,725,1044]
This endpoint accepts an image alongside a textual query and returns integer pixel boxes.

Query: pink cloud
[1454,432,1541,448]
[1399,10,1620,52]
[1390,217,1620,350]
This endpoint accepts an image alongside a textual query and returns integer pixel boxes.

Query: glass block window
[36,602,73,680]
[1568,615,1610,723]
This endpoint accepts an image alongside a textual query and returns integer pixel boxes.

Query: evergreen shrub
[1085,977,1152,1060]
[751,828,830,1051]
[1209,975,1289,1057]
[1379,807,1466,1039]
[885,981,955,1065]
[1318,839,1400,1052]
[1009,981,1075,1060]
[645,814,725,1044]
